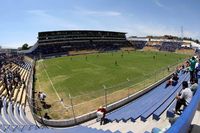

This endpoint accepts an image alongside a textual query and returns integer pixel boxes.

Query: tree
[195,39,199,44]
[22,43,29,50]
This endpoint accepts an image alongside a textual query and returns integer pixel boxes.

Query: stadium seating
[159,42,182,52]
[140,74,188,121]
[0,58,38,132]
[152,75,190,120]
[130,40,147,49]
[107,72,188,122]
[148,84,200,133]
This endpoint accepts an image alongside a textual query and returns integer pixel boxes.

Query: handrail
[166,85,200,133]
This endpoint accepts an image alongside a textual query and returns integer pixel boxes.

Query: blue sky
[0,0,200,48]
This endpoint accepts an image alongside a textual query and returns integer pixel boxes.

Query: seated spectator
[165,73,179,88]
[44,113,51,119]
[96,106,107,125]
[173,81,193,114]
[190,78,198,95]
[175,66,182,74]
[181,63,189,74]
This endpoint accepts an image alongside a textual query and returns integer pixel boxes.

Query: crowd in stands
[0,55,26,100]
[1,64,22,97]
[159,42,182,52]
[130,40,147,49]
[30,40,129,58]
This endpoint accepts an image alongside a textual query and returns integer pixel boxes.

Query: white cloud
[73,7,122,17]
[82,10,121,16]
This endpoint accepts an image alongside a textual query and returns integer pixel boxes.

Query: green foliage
[22,43,29,50]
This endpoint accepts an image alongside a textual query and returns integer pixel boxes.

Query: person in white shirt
[38,91,47,102]
[190,78,198,95]
[174,81,193,114]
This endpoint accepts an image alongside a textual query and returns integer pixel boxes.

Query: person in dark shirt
[165,73,179,88]
[44,113,51,119]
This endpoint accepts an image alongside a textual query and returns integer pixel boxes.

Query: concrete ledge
[32,72,173,127]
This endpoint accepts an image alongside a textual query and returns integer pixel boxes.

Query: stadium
[1,28,200,133]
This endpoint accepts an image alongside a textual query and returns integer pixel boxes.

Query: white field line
[41,61,69,109]
[56,64,62,70]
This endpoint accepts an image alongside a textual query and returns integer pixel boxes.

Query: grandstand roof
[38,30,126,34]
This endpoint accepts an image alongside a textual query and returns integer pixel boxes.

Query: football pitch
[35,51,189,99]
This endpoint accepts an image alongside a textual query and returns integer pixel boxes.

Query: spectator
[165,73,179,88]
[189,57,197,82]
[96,106,107,125]
[44,113,51,119]
[181,63,188,74]
[173,81,193,114]
[190,78,198,95]
[39,92,47,102]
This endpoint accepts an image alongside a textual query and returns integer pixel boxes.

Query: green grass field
[35,51,188,98]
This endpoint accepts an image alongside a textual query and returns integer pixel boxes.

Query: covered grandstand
[22,30,129,57]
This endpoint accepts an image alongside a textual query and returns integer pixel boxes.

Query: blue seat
[107,79,168,121]
[137,73,187,121]
[107,73,187,122]
[127,75,187,121]
[166,100,176,118]
[14,103,28,125]
[152,74,189,120]
[113,130,121,133]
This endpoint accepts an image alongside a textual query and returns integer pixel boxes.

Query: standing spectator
[189,57,197,82]
[174,81,193,114]
[96,106,107,125]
